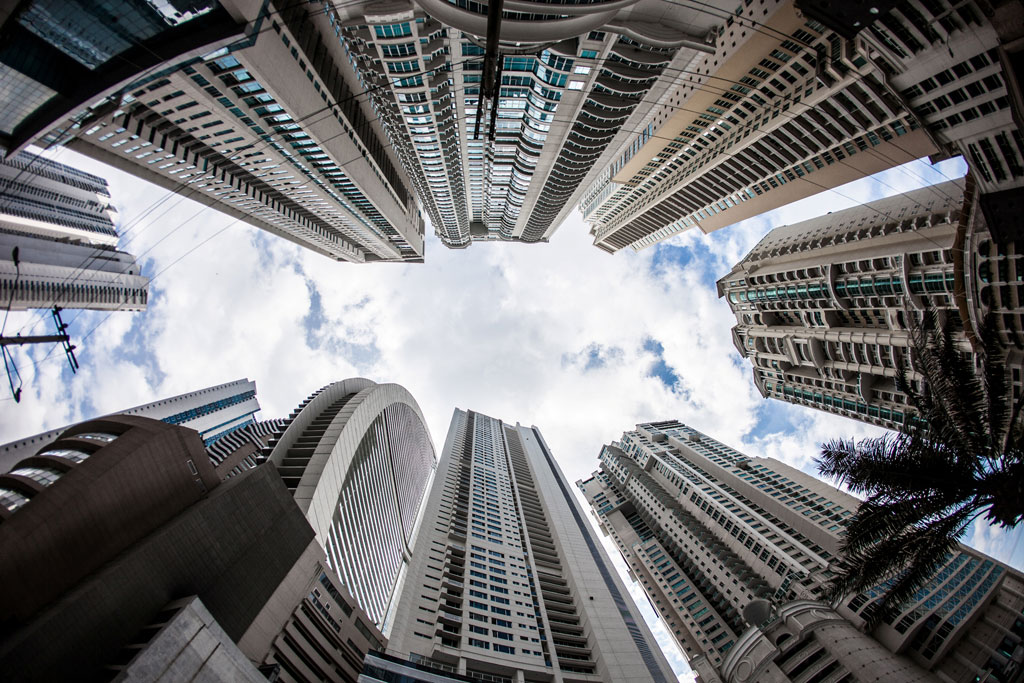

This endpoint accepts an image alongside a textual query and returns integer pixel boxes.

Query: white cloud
[0,148,1001,680]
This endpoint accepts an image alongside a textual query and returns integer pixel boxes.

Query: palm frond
[978,312,1013,455]
[824,508,972,626]
[840,496,960,557]
[858,511,972,627]
[818,433,972,502]
[907,311,990,455]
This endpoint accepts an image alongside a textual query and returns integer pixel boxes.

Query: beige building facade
[718,177,1023,430]
[267,378,438,633]
[581,0,1022,254]
[578,420,1024,683]
[381,408,677,683]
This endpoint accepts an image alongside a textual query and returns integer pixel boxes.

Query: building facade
[578,420,1024,683]
[581,0,1022,254]
[335,0,722,248]
[0,412,387,683]
[0,0,248,156]
[382,408,677,683]
[48,0,425,264]
[0,377,266,473]
[267,378,438,633]
[0,151,148,311]
[834,0,1023,199]
[718,178,1024,431]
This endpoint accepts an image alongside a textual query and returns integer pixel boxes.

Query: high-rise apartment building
[579,420,1024,683]
[0,151,148,311]
[718,177,1023,430]
[380,408,677,682]
[805,0,1024,199]
[266,378,438,632]
[335,0,722,248]
[38,0,426,263]
[0,377,265,472]
[581,0,1021,254]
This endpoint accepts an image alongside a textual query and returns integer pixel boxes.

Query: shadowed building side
[0,413,387,683]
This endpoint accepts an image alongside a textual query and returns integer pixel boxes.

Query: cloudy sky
[2,148,1019,679]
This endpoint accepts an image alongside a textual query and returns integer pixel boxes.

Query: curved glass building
[267,378,437,631]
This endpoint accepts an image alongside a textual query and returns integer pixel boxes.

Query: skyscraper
[380,408,677,682]
[0,151,148,312]
[579,420,1024,683]
[335,0,722,248]
[267,378,438,632]
[0,375,438,637]
[581,0,1020,254]
[815,0,1023,199]
[50,0,425,263]
[718,177,1023,430]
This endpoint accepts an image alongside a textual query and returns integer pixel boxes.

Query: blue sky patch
[643,338,682,391]
[747,397,798,440]
[650,243,694,272]
[303,279,326,336]
[561,343,623,371]
[328,338,380,372]
[651,237,724,290]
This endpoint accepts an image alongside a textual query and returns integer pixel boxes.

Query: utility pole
[2,307,79,402]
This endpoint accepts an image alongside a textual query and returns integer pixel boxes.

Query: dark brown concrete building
[0,415,384,682]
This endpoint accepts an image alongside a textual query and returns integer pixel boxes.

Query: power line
[7,5,968,345]
[9,49,483,337]
[4,0,471,333]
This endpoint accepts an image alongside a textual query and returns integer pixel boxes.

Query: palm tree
[816,312,1024,625]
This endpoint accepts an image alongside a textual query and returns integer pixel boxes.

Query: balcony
[437,609,463,625]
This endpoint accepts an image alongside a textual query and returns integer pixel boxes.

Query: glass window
[40,448,91,463]
[72,432,117,443]
[0,487,29,512]
[10,466,62,486]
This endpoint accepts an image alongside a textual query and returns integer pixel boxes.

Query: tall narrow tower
[380,408,676,683]
[579,420,1024,683]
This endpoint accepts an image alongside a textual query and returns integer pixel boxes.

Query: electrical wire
[6,1,975,365]
[8,46,483,337]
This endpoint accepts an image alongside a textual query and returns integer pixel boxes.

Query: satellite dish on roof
[743,599,772,627]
